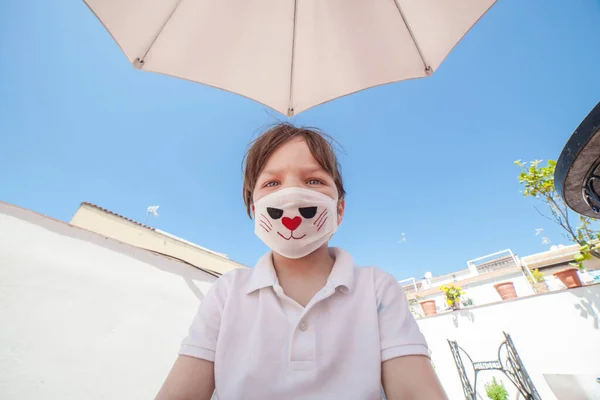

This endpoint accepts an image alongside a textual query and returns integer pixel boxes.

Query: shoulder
[212,267,254,294]
[332,248,398,291]
[192,267,254,319]
[219,266,254,284]
[353,263,399,293]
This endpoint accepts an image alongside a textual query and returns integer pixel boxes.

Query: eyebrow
[261,165,325,176]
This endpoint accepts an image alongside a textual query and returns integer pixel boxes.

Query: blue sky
[1,0,599,280]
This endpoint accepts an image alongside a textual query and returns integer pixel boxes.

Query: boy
[156,123,447,399]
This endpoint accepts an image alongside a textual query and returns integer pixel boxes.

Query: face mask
[253,187,339,259]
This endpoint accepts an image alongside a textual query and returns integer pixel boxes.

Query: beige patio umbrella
[84,0,496,116]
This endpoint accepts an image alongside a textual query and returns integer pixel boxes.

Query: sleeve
[178,274,230,362]
[375,271,429,362]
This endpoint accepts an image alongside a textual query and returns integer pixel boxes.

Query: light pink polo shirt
[180,248,429,400]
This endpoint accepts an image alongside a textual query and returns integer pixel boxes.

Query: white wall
[0,204,217,399]
[417,285,600,399]
[462,274,535,307]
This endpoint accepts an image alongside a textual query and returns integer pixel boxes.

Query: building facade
[70,202,248,275]
[403,247,600,316]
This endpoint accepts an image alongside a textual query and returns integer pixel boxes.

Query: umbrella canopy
[555,101,600,219]
[85,0,496,116]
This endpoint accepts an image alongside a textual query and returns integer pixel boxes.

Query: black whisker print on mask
[314,209,327,225]
[260,214,273,228]
[260,221,271,232]
[317,216,328,231]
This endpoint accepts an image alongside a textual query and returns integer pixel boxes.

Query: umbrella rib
[392,0,431,75]
[287,0,299,117]
[136,0,184,67]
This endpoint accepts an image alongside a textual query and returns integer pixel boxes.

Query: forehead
[261,137,322,173]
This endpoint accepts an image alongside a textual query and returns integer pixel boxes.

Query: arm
[382,355,447,400]
[374,270,447,400]
[155,355,215,400]
[156,273,231,400]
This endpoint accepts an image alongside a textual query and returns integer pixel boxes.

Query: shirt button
[299,321,308,331]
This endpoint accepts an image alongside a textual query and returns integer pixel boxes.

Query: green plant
[485,377,508,400]
[515,159,600,266]
[527,268,545,284]
[569,243,599,271]
[440,284,464,308]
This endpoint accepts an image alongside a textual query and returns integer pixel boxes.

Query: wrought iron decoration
[448,332,541,400]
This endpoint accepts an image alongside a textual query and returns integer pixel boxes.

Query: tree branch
[546,197,582,244]
[534,206,574,241]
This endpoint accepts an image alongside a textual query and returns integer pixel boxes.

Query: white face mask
[253,187,339,259]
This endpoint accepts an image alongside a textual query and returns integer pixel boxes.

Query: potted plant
[565,242,598,285]
[553,268,582,288]
[485,377,508,400]
[440,284,464,310]
[419,297,437,316]
[494,281,517,300]
[553,245,586,288]
[527,268,548,293]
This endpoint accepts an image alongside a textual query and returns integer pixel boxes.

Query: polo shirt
[179,247,429,400]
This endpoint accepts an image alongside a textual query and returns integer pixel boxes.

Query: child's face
[253,137,344,224]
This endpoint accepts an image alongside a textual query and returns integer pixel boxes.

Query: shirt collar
[245,247,355,295]
[326,247,355,294]
[245,251,279,294]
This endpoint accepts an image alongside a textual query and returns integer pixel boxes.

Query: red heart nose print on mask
[282,216,302,231]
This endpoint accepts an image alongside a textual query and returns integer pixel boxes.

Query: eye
[267,207,283,219]
[299,207,317,219]
[307,179,323,185]
[264,181,279,188]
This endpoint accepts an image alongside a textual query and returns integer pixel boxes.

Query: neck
[272,244,335,280]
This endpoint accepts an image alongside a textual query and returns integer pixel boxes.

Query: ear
[251,204,255,219]
[336,199,345,226]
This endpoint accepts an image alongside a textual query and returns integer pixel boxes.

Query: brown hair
[242,123,345,218]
